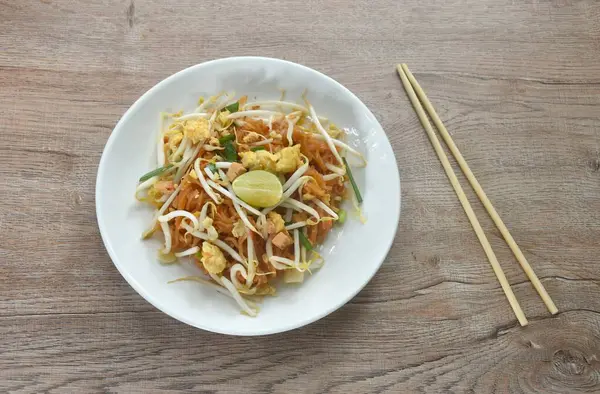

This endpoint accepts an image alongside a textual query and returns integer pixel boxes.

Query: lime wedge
[232,170,283,208]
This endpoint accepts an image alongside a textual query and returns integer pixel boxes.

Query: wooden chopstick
[400,64,558,316]
[396,65,529,326]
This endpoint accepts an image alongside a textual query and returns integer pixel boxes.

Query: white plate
[96,57,401,336]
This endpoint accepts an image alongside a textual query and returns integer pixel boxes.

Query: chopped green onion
[223,141,238,162]
[298,230,313,251]
[337,209,347,224]
[343,157,362,204]
[223,102,239,113]
[251,146,266,152]
[284,221,292,226]
[218,134,235,145]
[208,163,218,173]
[139,164,173,182]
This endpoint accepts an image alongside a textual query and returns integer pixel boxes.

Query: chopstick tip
[395,65,405,79]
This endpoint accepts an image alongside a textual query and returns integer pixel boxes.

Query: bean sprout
[194,158,222,204]
[286,117,294,146]
[323,173,342,181]
[173,143,201,183]
[174,112,209,121]
[284,208,293,222]
[230,263,247,289]
[171,136,189,162]
[250,138,273,147]
[313,199,339,220]
[219,276,257,317]
[175,246,199,257]
[269,256,295,267]
[158,210,200,230]
[280,199,320,221]
[218,169,229,185]
[282,156,309,191]
[135,176,158,194]
[244,100,307,112]
[307,103,344,166]
[204,165,217,181]
[142,183,182,237]
[311,135,366,165]
[159,221,172,254]
[325,162,345,175]
[285,221,307,230]
[293,229,300,268]
[199,201,215,224]
[246,228,256,286]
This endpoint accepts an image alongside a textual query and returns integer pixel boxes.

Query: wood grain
[1,0,599,392]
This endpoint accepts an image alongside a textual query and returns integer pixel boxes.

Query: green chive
[218,134,235,145]
[208,163,218,173]
[343,157,362,204]
[337,209,347,224]
[298,230,313,251]
[139,164,173,182]
[223,141,238,162]
[251,146,266,151]
[223,102,239,113]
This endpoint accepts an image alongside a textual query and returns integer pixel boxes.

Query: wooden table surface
[2,0,600,392]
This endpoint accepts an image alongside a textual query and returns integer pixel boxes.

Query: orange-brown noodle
[137,96,361,313]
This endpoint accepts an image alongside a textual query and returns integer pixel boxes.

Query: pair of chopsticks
[396,64,558,326]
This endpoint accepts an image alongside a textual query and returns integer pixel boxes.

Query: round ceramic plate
[96,57,401,335]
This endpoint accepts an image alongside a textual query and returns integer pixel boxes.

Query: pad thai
[135,92,366,316]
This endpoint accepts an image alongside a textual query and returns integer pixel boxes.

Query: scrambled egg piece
[200,217,218,240]
[183,118,210,144]
[232,220,246,238]
[275,145,302,173]
[269,131,283,140]
[243,132,264,144]
[200,242,226,274]
[168,132,183,151]
[267,212,285,234]
[217,110,230,124]
[239,145,302,173]
[240,150,278,172]
[216,110,233,130]
[201,217,213,229]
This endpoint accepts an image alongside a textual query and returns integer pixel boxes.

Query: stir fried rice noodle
[136,93,366,316]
